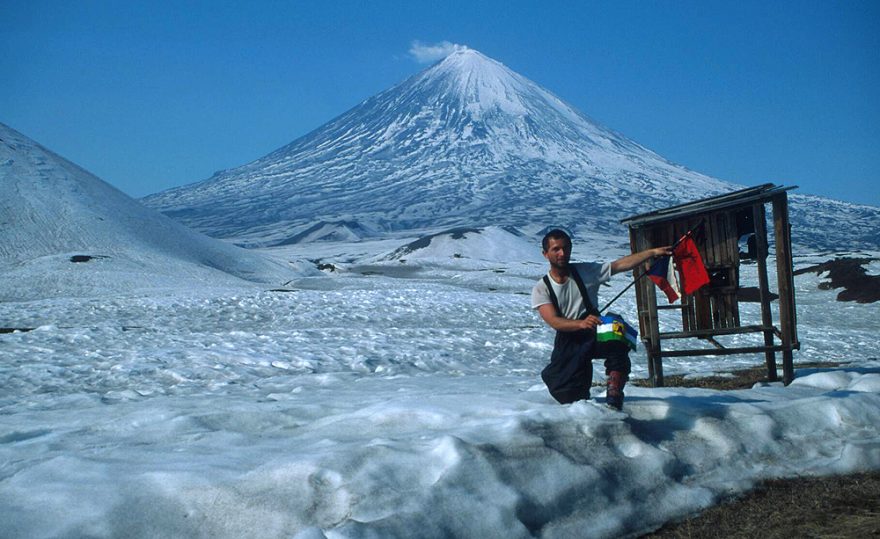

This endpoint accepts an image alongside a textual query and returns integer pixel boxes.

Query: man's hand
[537,304,602,333]
[650,246,673,258]
[577,314,601,331]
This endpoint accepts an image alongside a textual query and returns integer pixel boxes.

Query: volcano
[143,48,880,250]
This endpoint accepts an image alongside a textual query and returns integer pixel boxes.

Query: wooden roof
[621,183,796,228]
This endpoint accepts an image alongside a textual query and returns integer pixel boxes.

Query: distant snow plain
[1,231,879,539]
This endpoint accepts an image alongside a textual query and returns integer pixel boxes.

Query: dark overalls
[540,270,631,404]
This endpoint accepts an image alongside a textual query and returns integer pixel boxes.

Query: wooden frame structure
[621,184,800,387]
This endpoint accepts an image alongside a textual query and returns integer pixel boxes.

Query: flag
[673,236,710,294]
[597,314,638,351]
[647,255,680,303]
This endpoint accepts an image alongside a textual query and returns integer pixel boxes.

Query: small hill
[0,123,312,300]
[383,226,544,266]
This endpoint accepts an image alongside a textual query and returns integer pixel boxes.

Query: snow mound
[791,369,880,392]
[275,220,372,246]
[0,122,313,300]
[384,226,544,266]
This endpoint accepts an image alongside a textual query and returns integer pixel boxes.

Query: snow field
[1,263,879,538]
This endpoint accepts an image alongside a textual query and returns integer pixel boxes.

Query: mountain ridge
[142,49,735,244]
[140,48,880,251]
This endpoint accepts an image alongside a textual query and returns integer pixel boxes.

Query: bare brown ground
[633,363,880,538]
[642,472,880,538]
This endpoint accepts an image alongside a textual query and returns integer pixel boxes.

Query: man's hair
[542,229,572,252]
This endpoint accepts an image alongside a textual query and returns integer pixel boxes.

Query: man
[531,229,671,408]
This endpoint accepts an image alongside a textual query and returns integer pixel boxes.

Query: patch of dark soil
[348,264,423,278]
[70,255,92,263]
[642,472,880,538]
[794,257,880,303]
[69,254,109,263]
[629,362,841,391]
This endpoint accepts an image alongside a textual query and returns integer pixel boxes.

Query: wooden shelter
[621,184,800,386]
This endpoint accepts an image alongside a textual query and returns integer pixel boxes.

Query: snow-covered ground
[1,236,878,539]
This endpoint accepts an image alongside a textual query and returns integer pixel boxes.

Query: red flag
[673,236,709,294]
[647,256,680,303]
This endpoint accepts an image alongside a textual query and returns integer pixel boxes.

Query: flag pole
[598,219,705,314]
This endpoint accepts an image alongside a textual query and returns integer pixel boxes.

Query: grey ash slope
[143,48,880,250]
[0,123,305,300]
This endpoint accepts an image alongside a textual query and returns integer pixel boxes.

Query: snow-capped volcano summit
[143,48,735,246]
[143,48,880,250]
[404,47,646,162]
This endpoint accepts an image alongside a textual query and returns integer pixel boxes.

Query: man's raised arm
[610,246,672,275]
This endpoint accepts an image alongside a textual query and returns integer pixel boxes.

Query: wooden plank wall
[625,191,798,386]
[689,211,740,331]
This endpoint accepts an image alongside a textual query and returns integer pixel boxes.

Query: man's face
[543,237,571,269]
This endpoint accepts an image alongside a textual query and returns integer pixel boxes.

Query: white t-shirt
[531,262,612,319]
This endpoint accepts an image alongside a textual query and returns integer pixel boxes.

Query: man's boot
[606,371,627,410]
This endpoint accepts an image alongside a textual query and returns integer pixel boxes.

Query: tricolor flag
[597,314,638,351]
[647,255,680,303]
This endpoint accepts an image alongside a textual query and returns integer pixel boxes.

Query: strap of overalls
[543,267,600,319]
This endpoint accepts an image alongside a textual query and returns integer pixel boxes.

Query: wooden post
[630,227,652,383]
[632,226,664,387]
[773,194,797,385]
[646,273,663,388]
[648,243,664,387]
[752,202,778,381]
[644,269,664,388]
[648,346,663,387]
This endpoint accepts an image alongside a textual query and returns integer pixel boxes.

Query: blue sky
[2,1,878,206]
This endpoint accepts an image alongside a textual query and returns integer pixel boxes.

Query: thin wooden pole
[773,193,797,385]
[753,202,778,382]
